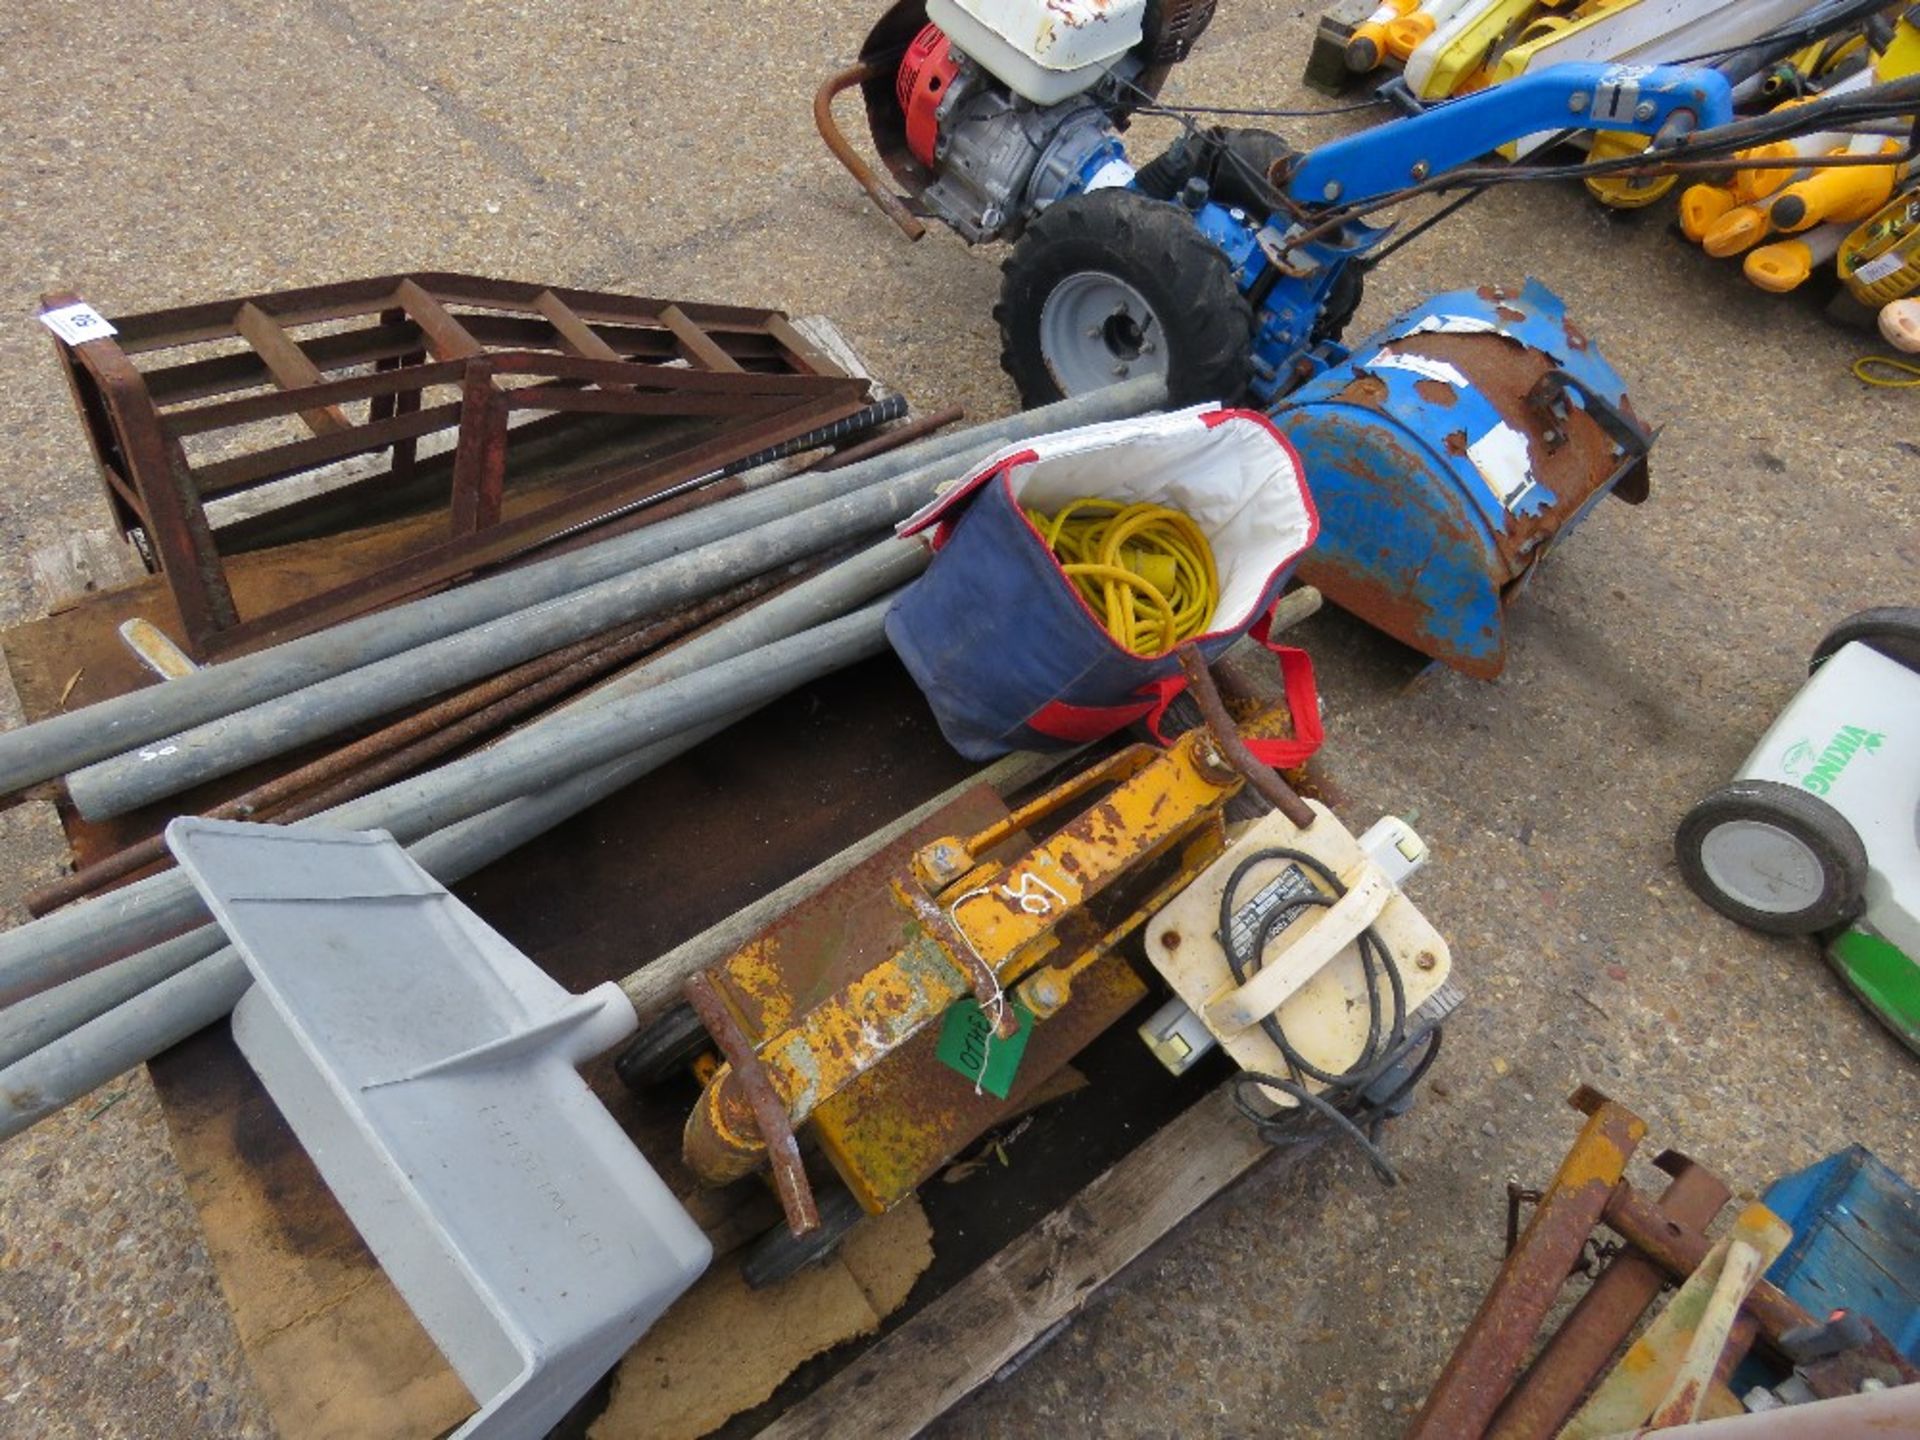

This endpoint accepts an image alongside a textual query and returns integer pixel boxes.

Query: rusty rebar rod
[1176,644,1318,829]
[1600,1183,1816,1349]
[813,406,964,473]
[23,572,798,916]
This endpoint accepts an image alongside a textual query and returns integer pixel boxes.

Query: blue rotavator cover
[886,405,1323,762]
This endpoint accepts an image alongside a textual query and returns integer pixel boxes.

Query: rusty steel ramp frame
[41,273,873,657]
[1403,1087,1846,1440]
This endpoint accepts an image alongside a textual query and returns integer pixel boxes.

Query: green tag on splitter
[935,996,1034,1099]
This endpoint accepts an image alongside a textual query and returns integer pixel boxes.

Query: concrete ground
[0,2,1913,1436]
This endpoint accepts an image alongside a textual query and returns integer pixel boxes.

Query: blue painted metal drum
[1271,279,1651,679]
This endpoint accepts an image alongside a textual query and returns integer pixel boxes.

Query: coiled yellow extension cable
[1024,498,1220,656]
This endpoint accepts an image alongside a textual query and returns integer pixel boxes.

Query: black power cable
[1214,846,1443,1184]
[1278,78,1920,252]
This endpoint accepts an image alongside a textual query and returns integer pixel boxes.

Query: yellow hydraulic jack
[670,648,1313,1261]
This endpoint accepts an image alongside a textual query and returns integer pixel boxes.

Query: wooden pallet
[3,415,1304,1439]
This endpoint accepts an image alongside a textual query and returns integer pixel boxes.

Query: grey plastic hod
[165,818,708,1440]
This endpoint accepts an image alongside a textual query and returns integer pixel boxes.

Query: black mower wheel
[740,1183,869,1290]
[612,1002,712,1093]
[1810,606,1920,676]
[996,187,1253,408]
[1675,779,1869,936]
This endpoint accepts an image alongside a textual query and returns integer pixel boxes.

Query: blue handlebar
[1283,63,1738,208]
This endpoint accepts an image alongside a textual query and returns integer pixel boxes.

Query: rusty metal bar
[267,570,801,822]
[1405,1088,1649,1440]
[232,303,352,436]
[84,342,240,645]
[193,398,468,496]
[815,63,928,241]
[108,271,787,351]
[166,358,466,438]
[1600,1184,1816,1348]
[683,970,821,1235]
[21,572,795,917]
[766,316,844,377]
[213,391,868,654]
[393,278,484,360]
[661,304,745,373]
[533,289,624,364]
[1487,1153,1734,1440]
[1176,645,1318,829]
[813,405,963,472]
[448,359,507,536]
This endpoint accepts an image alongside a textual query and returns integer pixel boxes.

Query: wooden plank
[26,529,147,615]
[661,304,746,374]
[393,279,484,361]
[233,303,353,436]
[754,1083,1275,1440]
[1304,0,1385,96]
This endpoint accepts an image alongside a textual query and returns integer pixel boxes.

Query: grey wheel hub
[1697,818,1827,916]
[1038,271,1172,396]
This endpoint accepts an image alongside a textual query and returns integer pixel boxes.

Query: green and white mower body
[1676,609,1920,1056]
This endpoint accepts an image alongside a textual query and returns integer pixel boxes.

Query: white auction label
[1853,251,1908,287]
[39,302,117,346]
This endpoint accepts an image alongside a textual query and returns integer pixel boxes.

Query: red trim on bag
[1027,696,1160,743]
[1137,608,1324,769]
[905,448,1040,551]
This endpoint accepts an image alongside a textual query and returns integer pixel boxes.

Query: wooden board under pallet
[759,1084,1280,1440]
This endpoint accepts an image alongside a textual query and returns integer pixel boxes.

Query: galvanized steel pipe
[68,478,912,817]
[0,379,1164,798]
[0,543,924,1009]
[0,716,739,1138]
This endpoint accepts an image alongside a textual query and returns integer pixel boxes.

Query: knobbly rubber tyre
[996,188,1253,407]
[1675,779,1869,936]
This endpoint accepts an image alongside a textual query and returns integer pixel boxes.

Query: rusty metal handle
[815,63,928,242]
[1175,645,1318,830]
[683,971,822,1236]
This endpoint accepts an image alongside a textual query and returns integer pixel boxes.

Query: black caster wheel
[740,1183,870,1291]
[613,1002,712,1093]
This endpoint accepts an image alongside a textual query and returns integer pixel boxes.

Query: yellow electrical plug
[1703,202,1782,258]
[1680,183,1737,242]
[1744,238,1821,292]
[1346,0,1422,72]
[1769,141,1903,234]
[1385,10,1437,61]
[1585,133,1677,210]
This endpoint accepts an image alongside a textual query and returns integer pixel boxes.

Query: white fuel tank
[927,0,1147,105]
